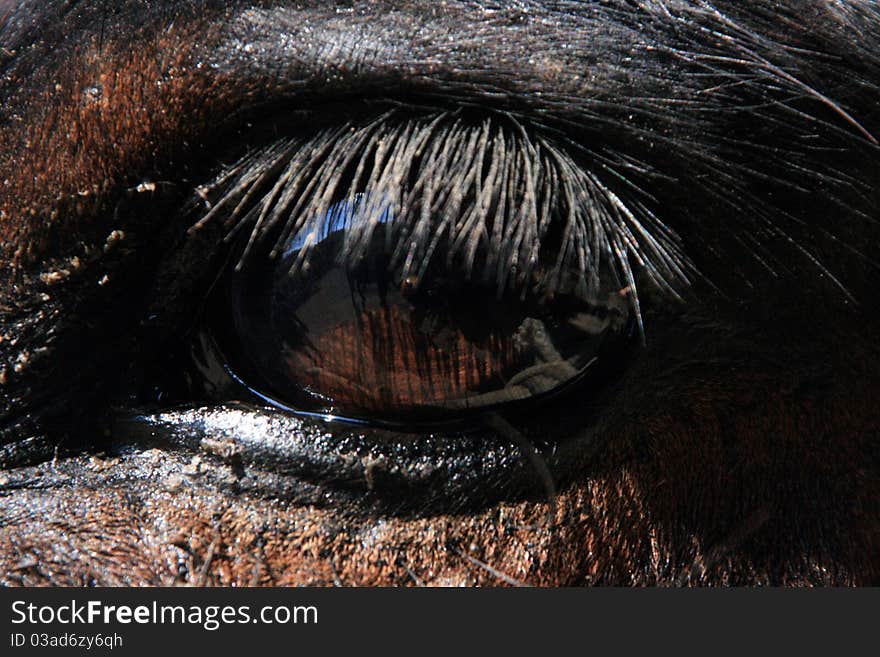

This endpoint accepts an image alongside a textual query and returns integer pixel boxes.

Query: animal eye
[164,111,677,428]
[218,194,631,424]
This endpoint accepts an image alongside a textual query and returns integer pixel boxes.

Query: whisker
[451,545,530,588]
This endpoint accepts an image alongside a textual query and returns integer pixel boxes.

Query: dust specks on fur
[103,230,126,253]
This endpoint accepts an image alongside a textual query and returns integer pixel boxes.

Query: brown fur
[0,21,239,270]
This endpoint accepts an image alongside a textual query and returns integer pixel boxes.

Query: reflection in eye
[227,193,632,421]
[181,112,684,426]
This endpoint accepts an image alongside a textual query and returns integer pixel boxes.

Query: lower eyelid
[111,404,544,512]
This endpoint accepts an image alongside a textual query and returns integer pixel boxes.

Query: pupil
[227,195,631,423]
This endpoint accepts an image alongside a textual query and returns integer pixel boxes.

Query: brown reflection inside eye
[283,302,522,412]
[223,195,632,423]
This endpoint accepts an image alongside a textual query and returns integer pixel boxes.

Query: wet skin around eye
[0,0,879,585]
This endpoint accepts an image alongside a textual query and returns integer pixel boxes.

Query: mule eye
[211,194,633,425]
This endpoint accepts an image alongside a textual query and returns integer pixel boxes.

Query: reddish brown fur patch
[0,21,243,269]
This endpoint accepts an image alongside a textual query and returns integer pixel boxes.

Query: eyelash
[186,109,692,328]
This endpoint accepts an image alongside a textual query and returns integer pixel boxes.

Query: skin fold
[0,0,878,586]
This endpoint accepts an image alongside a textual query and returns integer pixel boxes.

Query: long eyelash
[188,111,693,325]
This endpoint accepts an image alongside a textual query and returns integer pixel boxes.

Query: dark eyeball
[215,194,633,425]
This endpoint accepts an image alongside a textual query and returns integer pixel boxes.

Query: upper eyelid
[209,3,702,143]
[215,4,598,89]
